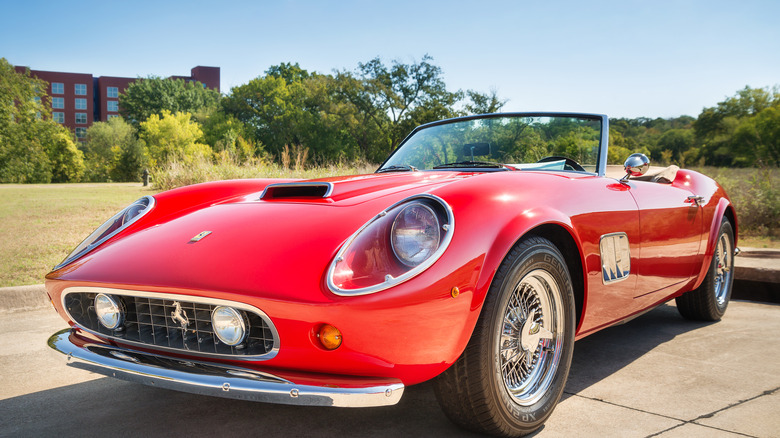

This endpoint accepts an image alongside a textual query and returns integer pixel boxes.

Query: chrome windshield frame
[377,112,609,177]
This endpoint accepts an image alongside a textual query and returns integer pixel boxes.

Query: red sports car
[46,113,737,437]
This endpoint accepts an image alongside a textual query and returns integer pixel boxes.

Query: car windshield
[379,114,603,173]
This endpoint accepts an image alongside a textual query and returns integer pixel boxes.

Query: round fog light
[94,293,123,330]
[212,306,246,346]
[317,324,342,350]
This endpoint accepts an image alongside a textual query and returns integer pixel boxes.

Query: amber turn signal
[317,324,343,350]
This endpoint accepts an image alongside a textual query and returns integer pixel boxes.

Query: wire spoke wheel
[713,232,733,306]
[433,236,575,437]
[498,270,563,406]
[676,217,735,321]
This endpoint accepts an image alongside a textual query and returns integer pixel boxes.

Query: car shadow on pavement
[0,304,713,437]
[563,303,715,399]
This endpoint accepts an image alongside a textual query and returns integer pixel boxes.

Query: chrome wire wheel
[713,232,733,306]
[496,269,564,406]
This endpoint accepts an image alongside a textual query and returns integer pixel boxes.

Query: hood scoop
[260,182,334,200]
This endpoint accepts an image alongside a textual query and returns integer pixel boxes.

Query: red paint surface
[46,169,734,385]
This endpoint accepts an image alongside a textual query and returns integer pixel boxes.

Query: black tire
[676,218,735,321]
[433,236,576,437]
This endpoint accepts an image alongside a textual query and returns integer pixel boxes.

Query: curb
[0,284,49,313]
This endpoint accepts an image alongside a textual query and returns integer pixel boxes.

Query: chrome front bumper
[48,329,404,407]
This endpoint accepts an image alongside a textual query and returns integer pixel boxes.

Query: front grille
[63,290,278,359]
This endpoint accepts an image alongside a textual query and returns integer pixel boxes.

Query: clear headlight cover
[327,195,454,296]
[54,196,155,270]
[94,293,124,330]
[211,306,247,346]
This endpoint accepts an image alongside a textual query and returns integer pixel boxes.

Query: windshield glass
[379,114,603,173]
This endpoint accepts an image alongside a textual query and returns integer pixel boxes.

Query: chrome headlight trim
[54,196,156,270]
[327,194,454,297]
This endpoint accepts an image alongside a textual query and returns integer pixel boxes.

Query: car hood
[52,171,482,302]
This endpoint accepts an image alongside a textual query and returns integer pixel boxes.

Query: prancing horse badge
[188,231,212,243]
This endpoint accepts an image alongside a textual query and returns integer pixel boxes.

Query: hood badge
[188,230,212,243]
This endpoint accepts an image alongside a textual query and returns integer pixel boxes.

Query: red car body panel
[46,166,736,386]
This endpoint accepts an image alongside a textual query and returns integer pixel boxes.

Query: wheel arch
[691,198,738,290]
[476,214,587,334]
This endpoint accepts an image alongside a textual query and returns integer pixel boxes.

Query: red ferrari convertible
[46,113,737,437]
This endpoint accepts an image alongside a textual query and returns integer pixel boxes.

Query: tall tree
[120,77,221,127]
[464,88,507,115]
[353,55,462,151]
[0,58,84,183]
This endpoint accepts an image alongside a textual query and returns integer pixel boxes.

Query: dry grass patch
[0,183,155,287]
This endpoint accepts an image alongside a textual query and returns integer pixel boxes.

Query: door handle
[686,195,704,206]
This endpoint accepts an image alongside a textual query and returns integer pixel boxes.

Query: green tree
[655,129,694,165]
[0,58,84,183]
[353,55,462,152]
[223,66,362,163]
[139,111,211,166]
[694,86,779,166]
[464,88,507,115]
[84,117,148,181]
[120,77,221,126]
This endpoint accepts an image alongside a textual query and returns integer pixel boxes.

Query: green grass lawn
[0,183,157,287]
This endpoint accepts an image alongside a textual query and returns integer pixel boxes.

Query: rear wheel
[433,236,575,437]
[676,218,735,321]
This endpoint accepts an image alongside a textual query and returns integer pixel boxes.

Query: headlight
[211,306,247,347]
[94,293,124,330]
[328,194,454,296]
[391,203,441,267]
[54,196,155,270]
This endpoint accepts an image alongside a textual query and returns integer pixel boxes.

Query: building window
[107,101,118,112]
[53,112,65,123]
[76,113,87,124]
[107,86,118,98]
[52,97,65,109]
[107,114,120,120]
[52,83,64,94]
[75,84,87,95]
[75,127,87,139]
[75,98,87,110]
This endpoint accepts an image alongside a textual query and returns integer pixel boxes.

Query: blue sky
[2,0,778,118]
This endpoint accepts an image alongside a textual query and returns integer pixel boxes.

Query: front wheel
[676,217,735,321]
[433,236,575,437]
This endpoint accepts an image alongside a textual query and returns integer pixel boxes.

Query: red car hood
[52,172,482,302]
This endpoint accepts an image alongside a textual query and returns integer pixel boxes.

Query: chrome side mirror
[621,153,650,181]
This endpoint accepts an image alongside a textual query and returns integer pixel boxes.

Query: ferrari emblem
[170,302,190,329]
[189,230,212,243]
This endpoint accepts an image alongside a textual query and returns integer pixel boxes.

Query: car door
[626,180,703,306]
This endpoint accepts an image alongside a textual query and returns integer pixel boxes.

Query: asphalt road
[1,301,778,438]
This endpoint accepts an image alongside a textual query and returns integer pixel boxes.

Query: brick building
[13,65,220,141]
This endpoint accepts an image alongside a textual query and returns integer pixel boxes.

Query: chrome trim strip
[259,182,334,199]
[597,115,609,177]
[326,194,455,296]
[61,286,280,361]
[599,232,631,284]
[48,329,404,407]
[54,195,156,271]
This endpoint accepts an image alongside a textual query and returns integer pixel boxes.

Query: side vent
[260,182,333,200]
